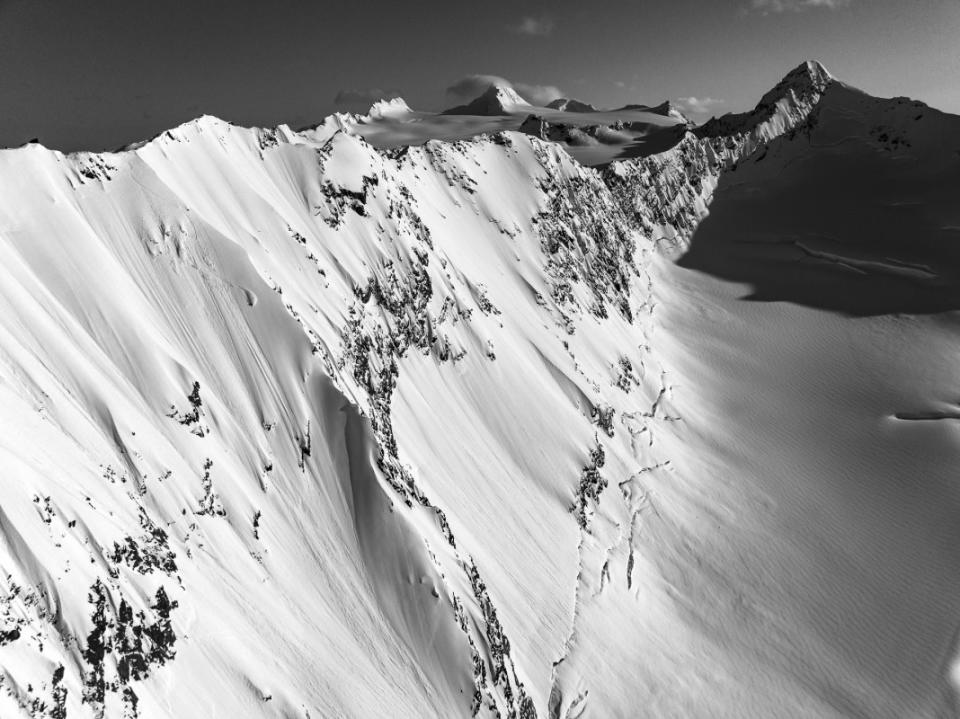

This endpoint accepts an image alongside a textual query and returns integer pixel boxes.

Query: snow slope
[0,60,957,719]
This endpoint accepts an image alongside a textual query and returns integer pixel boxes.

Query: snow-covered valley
[1,60,958,718]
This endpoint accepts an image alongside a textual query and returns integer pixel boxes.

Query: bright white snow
[0,60,958,719]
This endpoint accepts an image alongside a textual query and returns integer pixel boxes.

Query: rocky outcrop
[546,99,597,113]
[603,60,834,252]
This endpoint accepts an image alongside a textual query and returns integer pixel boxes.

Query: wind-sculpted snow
[3,60,950,718]
[0,107,670,717]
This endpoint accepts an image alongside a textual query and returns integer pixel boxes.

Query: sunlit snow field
[0,62,958,718]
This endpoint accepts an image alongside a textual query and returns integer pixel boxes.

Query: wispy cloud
[334,87,402,110]
[446,74,564,107]
[446,75,512,100]
[749,0,850,13]
[676,96,724,115]
[508,15,554,36]
[513,82,564,106]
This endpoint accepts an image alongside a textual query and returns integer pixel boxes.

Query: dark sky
[1,0,958,151]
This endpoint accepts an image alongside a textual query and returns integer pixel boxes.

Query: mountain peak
[486,84,530,106]
[366,97,412,119]
[747,59,834,114]
[442,84,531,116]
[695,59,834,141]
[546,98,597,113]
[774,59,834,97]
[648,101,691,123]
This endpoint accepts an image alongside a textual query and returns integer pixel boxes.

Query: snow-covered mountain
[645,100,691,123]
[443,85,533,115]
[615,100,691,124]
[545,99,597,113]
[1,59,959,719]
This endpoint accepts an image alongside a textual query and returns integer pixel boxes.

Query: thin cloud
[334,87,401,109]
[446,74,564,107]
[676,96,724,115]
[508,16,554,36]
[515,82,564,106]
[750,0,851,12]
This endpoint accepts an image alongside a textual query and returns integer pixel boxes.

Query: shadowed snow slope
[0,61,957,718]
[681,81,960,315]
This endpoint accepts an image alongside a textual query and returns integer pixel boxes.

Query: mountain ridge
[1,60,958,718]
[0,60,840,161]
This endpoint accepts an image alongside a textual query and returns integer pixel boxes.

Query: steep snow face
[0,126,490,718]
[0,74,804,717]
[0,113,672,718]
[0,59,957,719]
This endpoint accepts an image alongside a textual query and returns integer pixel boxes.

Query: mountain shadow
[678,83,960,317]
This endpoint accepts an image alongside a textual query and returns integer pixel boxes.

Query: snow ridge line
[601,63,830,254]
